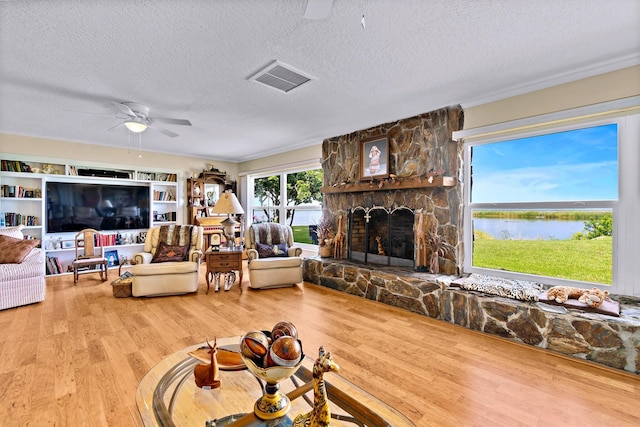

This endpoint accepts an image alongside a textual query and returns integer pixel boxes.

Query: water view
[473,218,586,240]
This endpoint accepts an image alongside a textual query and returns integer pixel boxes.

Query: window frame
[245,163,323,250]
[462,112,639,295]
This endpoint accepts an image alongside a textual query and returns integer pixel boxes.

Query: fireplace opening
[348,207,414,267]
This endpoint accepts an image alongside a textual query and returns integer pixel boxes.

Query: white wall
[237,145,322,174]
[463,65,640,130]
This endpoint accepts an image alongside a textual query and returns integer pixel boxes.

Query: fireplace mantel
[321,176,456,194]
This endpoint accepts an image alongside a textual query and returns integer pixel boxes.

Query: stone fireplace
[321,105,464,274]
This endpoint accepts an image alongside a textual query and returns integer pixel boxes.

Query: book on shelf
[1,160,32,173]
[1,185,40,198]
[2,212,39,226]
[46,256,62,275]
[153,190,175,201]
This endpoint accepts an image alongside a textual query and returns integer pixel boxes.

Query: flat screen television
[46,181,150,233]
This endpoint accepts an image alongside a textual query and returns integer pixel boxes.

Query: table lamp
[211,190,244,248]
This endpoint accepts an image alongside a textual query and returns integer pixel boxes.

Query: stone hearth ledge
[303,257,640,375]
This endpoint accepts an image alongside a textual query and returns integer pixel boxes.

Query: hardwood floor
[1,264,639,426]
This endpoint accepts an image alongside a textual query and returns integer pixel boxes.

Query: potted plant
[315,216,335,257]
[427,231,454,274]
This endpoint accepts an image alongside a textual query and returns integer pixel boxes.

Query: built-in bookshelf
[0,172,45,240]
[151,182,178,226]
[1,155,181,276]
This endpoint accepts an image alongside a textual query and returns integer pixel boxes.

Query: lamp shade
[212,190,245,216]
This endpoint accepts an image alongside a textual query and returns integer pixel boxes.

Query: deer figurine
[292,347,340,427]
[193,338,220,389]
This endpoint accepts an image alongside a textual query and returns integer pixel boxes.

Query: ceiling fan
[108,102,191,138]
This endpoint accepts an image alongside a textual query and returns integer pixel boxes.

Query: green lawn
[473,237,612,284]
[292,225,316,245]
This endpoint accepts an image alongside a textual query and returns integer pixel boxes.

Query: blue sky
[472,123,618,203]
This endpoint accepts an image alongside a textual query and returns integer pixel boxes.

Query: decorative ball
[241,330,269,362]
[271,321,298,341]
[268,336,302,367]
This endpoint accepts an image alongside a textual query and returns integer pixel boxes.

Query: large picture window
[465,122,619,286]
[249,168,323,246]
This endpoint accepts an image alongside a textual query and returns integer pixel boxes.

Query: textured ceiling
[1,0,638,162]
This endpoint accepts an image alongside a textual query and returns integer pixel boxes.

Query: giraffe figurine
[415,209,428,269]
[333,215,345,259]
[292,346,340,427]
[375,236,386,255]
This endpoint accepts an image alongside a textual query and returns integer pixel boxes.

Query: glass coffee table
[136,336,415,427]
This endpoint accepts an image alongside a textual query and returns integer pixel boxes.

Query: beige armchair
[132,225,204,297]
[246,223,303,289]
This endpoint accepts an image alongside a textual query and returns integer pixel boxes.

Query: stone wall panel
[507,314,544,345]
[365,283,379,301]
[378,288,427,315]
[587,349,628,370]
[423,293,441,318]
[530,307,547,328]
[572,321,622,348]
[441,290,453,323]
[482,300,517,322]
[343,266,359,283]
[417,282,440,293]
[322,263,344,278]
[468,296,485,331]
[484,319,512,338]
[451,292,468,327]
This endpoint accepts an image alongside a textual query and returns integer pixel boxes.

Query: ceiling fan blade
[63,109,116,117]
[151,126,179,138]
[112,101,137,118]
[153,117,192,126]
[303,0,333,20]
[107,120,127,131]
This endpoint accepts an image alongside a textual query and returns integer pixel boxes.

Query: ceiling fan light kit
[124,119,148,133]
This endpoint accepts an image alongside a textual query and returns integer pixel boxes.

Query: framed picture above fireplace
[360,135,389,181]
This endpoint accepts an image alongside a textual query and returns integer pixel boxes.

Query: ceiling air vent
[249,60,315,93]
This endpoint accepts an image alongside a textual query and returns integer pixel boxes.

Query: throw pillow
[151,242,189,263]
[0,235,41,264]
[0,224,25,240]
[256,242,288,258]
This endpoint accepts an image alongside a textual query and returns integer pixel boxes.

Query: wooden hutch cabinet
[186,171,235,225]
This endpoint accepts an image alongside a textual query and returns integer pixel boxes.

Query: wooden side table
[205,250,243,293]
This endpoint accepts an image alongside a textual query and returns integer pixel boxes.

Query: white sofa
[246,223,303,289]
[131,225,203,297]
[0,225,46,310]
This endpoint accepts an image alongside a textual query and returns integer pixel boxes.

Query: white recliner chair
[132,225,203,297]
[0,225,45,310]
[246,223,303,289]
